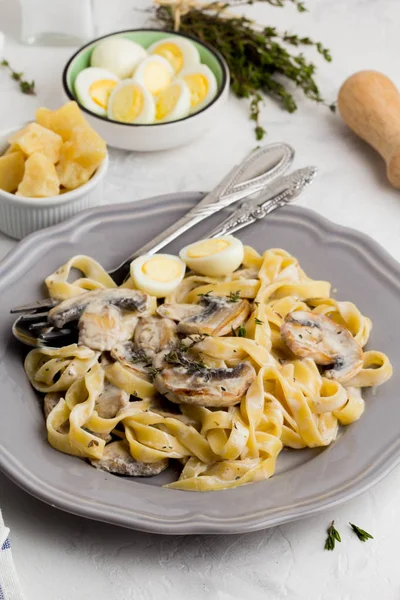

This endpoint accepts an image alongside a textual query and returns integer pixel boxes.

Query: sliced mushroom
[157,295,250,337]
[110,341,151,378]
[48,289,150,352]
[134,316,178,358]
[90,441,168,476]
[79,301,122,352]
[154,350,256,407]
[95,382,130,419]
[281,311,363,383]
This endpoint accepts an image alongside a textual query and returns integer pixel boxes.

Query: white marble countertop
[1,0,400,598]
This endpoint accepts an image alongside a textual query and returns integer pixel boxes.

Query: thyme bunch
[153,0,333,139]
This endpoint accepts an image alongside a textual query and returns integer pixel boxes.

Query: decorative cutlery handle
[209,166,317,238]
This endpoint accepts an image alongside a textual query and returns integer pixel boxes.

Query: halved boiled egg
[179,64,217,114]
[131,254,186,298]
[74,67,119,116]
[147,36,200,74]
[132,55,174,96]
[91,37,147,79]
[108,80,155,124]
[179,237,244,277]
[155,80,191,123]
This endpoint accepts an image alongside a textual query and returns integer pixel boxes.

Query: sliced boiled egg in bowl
[155,80,191,123]
[147,36,200,75]
[62,30,229,151]
[179,64,218,114]
[180,236,244,277]
[132,55,174,96]
[74,67,119,116]
[131,254,186,298]
[108,80,155,124]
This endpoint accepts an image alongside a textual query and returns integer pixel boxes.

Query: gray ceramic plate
[0,193,399,534]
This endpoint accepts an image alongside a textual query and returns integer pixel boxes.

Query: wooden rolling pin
[338,70,400,188]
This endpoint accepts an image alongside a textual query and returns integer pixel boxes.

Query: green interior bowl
[63,29,227,125]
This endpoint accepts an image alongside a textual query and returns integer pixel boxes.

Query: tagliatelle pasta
[24,246,393,491]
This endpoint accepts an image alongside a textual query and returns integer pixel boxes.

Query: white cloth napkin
[0,511,25,600]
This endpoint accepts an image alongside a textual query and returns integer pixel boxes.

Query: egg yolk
[155,84,181,120]
[143,62,172,95]
[142,257,182,282]
[183,74,209,108]
[186,239,229,258]
[110,85,144,122]
[89,79,118,109]
[152,43,184,73]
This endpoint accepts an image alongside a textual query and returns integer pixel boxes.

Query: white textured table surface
[1,1,400,599]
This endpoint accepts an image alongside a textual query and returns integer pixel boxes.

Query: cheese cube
[16,153,60,198]
[56,127,106,189]
[9,123,62,164]
[36,101,89,142]
[0,151,25,192]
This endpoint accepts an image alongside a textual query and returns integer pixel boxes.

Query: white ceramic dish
[61,29,230,152]
[0,125,108,240]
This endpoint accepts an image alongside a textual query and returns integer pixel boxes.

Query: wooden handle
[338,70,400,188]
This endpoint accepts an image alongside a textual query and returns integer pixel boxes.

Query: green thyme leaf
[349,523,373,543]
[227,290,241,303]
[324,521,341,551]
[231,325,247,337]
[255,317,264,325]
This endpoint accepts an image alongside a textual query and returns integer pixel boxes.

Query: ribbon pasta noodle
[24,245,393,491]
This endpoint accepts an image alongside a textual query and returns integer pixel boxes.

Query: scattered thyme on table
[324,521,374,550]
[324,521,341,551]
[1,59,36,95]
[349,523,374,543]
[153,0,334,140]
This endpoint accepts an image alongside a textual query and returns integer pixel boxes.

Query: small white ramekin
[0,125,108,240]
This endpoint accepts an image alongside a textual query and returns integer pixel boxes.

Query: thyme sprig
[1,59,36,95]
[227,290,242,303]
[349,523,373,543]
[324,521,341,551]
[153,0,333,139]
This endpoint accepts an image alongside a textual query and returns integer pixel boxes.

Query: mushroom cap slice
[281,310,363,383]
[90,441,168,476]
[154,351,256,407]
[157,295,250,337]
[110,341,151,379]
[94,382,130,419]
[78,302,122,352]
[48,288,150,329]
[48,289,150,352]
[134,316,178,358]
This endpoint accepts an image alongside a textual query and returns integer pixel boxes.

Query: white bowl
[62,29,230,152]
[0,125,108,240]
